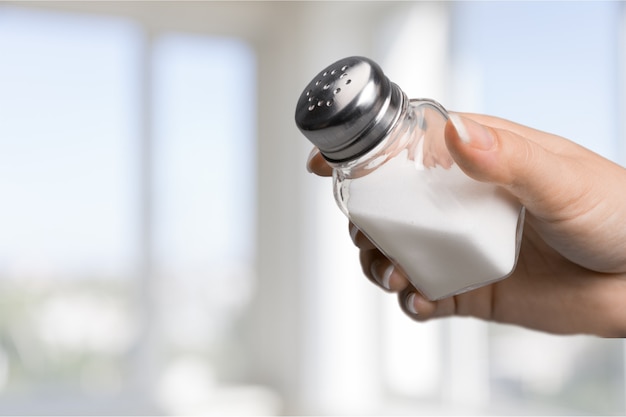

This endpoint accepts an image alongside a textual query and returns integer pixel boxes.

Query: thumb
[444,113,588,219]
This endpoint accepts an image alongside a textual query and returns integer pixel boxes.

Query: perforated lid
[295,56,404,163]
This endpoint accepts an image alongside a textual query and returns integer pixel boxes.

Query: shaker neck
[329,92,410,179]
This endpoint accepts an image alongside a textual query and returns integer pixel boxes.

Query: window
[0,6,260,414]
[2,2,625,415]
[0,9,140,411]
[151,34,259,414]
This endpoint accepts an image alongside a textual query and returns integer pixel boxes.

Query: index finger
[306,148,333,177]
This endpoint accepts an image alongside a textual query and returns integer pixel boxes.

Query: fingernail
[449,113,470,144]
[306,147,320,173]
[449,113,494,150]
[406,293,418,315]
[381,264,394,290]
[370,259,392,290]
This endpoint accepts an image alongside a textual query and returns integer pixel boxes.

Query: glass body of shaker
[331,98,525,300]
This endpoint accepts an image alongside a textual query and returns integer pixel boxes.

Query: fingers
[459,112,601,160]
[444,113,626,273]
[348,222,376,250]
[360,250,412,292]
[306,147,333,177]
[444,113,590,222]
[400,290,452,321]
[349,223,411,292]
[349,221,458,320]
[400,284,494,322]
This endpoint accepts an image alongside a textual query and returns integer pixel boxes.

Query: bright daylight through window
[0,6,257,415]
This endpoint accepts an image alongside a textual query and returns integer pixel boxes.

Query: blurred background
[0,1,625,415]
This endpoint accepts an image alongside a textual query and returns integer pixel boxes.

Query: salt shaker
[295,56,524,300]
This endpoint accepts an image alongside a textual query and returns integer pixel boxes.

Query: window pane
[452,1,620,161]
[152,34,257,414]
[153,35,255,267]
[0,6,140,403]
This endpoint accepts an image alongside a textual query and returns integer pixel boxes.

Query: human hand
[307,113,626,337]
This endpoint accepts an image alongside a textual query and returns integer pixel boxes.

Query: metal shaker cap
[295,56,404,163]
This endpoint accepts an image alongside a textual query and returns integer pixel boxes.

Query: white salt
[347,150,523,300]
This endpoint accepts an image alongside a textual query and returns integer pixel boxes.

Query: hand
[307,113,626,337]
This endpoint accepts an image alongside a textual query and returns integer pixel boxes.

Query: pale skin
[307,113,626,337]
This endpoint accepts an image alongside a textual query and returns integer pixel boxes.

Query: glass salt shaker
[295,56,524,300]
